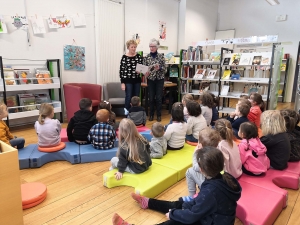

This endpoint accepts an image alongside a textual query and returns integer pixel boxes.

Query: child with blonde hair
[248,93,265,128]
[0,104,25,149]
[199,92,214,126]
[88,109,116,150]
[260,110,290,170]
[99,100,118,130]
[215,119,242,178]
[110,118,152,180]
[238,122,270,176]
[35,103,61,147]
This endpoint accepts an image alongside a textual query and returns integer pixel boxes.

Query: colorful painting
[11,16,28,30]
[57,16,71,28]
[64,45,85,71]
[47,17,59,29]
[159,21,166,41]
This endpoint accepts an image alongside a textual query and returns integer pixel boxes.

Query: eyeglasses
[149,46,157,48]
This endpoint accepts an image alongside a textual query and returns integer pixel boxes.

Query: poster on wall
[31,17,46,34]
[57,16,71,28]
[47,17,59,29]
[11,16,28,30]
[159,21,166,41]
[64,45,85,71]
[0,15,8,33]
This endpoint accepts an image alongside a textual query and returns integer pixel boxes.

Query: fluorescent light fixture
[266,0,280,6]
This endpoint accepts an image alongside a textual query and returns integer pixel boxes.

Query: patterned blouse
[119,54,143,84]
[143,52,167,81]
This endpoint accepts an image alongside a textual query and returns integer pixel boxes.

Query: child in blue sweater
[228,102,250,139]
[112,146,242,225]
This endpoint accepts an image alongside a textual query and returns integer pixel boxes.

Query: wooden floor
[14,102,300,225]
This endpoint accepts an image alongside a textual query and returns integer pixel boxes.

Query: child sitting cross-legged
[35,103,61,147]
[228,103,250,139]
[238,122,270,176]
[0,103,25,149]
[110,118,152,180]
[127,96,146,126]
[112,147,242,225]
[149,122,167,159]
[88,109,116,150]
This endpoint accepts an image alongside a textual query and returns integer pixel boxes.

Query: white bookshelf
[4,77,60,91]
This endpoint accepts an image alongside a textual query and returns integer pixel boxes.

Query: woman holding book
[143,38,167,122]
[119,39,143,115]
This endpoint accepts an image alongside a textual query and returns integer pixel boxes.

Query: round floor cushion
[38,142,66,152]
[186,141,198,146]
[21,182,47,209]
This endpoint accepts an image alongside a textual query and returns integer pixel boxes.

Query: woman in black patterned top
[143,38,166,122]
[119,40,143,113]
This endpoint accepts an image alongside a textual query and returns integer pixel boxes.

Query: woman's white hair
[149,38,160,47]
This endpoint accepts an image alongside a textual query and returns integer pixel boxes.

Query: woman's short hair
[126,40,137,49]
[261,110,286,135]
[149,38,160,47]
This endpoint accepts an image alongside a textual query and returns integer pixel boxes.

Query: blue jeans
[148,79,164,117]
[10,137,25,149]
[185,134,198,143]
[125,83,141,110]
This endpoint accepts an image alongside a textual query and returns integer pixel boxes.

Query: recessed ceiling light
[266,0,280,6]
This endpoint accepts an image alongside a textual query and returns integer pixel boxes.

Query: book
[3,68,17,85]
[182,50,188,61]
[18,94,37,111]
[206,69,217,79]
[210,52,221,61]
[36,70,53,84]
[220,85,230,96]
[230,53,241,65]
[194,69,206,79]
[187,46,193,61]
[136,63,149,74]
[261,56,271,66]
[223,57,231,65]
[281,63,286,71]
[231,73,240,80]
[35,93,52,107]
[169,66,179,77]
[222,70,231,79]
[182,65,189,78]
[15,69,32,84]
[252,56,262,65]
[239,54,253,65]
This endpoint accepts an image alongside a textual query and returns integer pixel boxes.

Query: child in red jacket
[248,93,265,128]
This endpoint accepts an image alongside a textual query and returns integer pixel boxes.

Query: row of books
[182,47,221,62]
[181,80,219,94]
[220,84,269,97]
[1,93,51,113]
[222,52,272,66]
[3,68,53,85]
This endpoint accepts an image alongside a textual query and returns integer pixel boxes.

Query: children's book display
[206,69,217,79]
[194,69,206,79]
[169,66,179,77]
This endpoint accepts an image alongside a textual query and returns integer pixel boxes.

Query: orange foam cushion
[22,192,47,209]
[38,142,66,152]
[21,182,47,205]
[186,141,198,146]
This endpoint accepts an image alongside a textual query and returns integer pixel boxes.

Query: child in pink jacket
[238,122,270,176]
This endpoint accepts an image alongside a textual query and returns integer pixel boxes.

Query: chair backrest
[63,84,83,122]
[103,82,125,100]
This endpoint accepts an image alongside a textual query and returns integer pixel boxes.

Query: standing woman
[119,40,143,115]
[144,38,166,122]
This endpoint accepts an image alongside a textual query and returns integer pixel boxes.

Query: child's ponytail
[222,172,239,191]
[38,114,46,125]
[215,119,234,147]
[38,103,54,125]
[251,93,265,112]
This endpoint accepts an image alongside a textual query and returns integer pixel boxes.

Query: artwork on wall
[0,15,8,33]
[57,16,71,28]
[11,16,28,30]
[159,21,166,41]
[72,14,86,27]
[31,17,46,34]
[47,17,59,29]
[64,45,85,71]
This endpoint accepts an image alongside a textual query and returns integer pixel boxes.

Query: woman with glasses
[143,38,166,122]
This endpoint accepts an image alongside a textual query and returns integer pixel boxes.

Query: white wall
[125,0,179,55]
[0,0,96,84]
[184,0,219,47]
[218,0,300,102]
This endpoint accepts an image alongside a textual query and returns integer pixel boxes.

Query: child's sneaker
[112,213,130,225]
[124,108,129,116]
[131,193,149,209]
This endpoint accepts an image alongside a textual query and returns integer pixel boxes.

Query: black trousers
[148,199,199,225]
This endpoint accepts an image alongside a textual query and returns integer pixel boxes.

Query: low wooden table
[141,82,178,116]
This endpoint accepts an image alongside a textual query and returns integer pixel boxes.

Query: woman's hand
[121,83,125,91]
[145,71,150,76]
[114,172,123,180]
[154,64,160,71]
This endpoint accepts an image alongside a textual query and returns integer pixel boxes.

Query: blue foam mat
[80,145,118,163]
[18,144,37,169]
[140,130,151,142]
[30,142,80,168]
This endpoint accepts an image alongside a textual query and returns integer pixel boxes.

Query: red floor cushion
[21,182,47,209]
[38,142,66,152]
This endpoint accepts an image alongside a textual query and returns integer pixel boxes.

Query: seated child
[164,102,185,131]
[209,93,219,127]
[113,147,241,225]
[0,103,25,149]
[99,100,119,130]
[228,103,250,139]
[199,92,213,126]
[260,110,290,170]
[280,109,300,162]
[88,109,116,150]
[185,128,221,198]
[186,101,207,143]
[149,122,167,159]
[67,98,97,144]
[110,118,152,180]
[127,96,146,126]
[215,119,242,178]
[182,93,194,121]
[164,103,188,150]
[248,93,265,128]
[34,103,61,147]
[238,122,270,176]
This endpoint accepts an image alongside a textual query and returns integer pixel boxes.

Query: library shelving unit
[0,57,63,127]
[278,58,290,102]
[293,41,300,113]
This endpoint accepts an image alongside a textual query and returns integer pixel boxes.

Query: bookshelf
[0,57,63,127]
[278,58,290,102]
[293,41,300,113]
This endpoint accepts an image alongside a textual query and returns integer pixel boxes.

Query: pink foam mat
[60,128,68,142]
[284,161,300,176]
